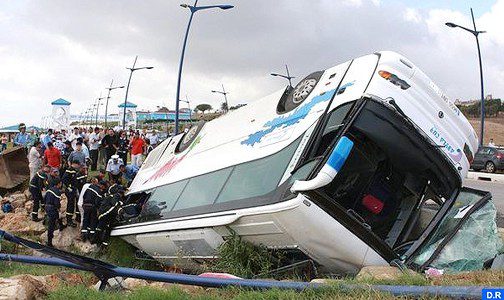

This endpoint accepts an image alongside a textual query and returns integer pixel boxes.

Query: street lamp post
[446,8,486,147]
[211,84,229,112]
[174,1,234,135]
[123,55,153,129]
[180,95,192,122]
[270,64,295,87]
[95,94,105,127]
[105,79,125,128]
[85,107,93,125]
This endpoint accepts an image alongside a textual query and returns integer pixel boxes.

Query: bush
[210,232,283,278]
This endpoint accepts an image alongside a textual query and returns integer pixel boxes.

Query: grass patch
[0,262,65,277]
[46,284,449,300]
[350,272,430,286]
[47,285,213,300]
[431,270,504,287]
[97,237,162,271]
[210,232,284,279]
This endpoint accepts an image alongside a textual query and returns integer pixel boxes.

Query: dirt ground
[468,115,504,146]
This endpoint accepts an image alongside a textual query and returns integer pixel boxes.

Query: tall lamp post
[211,84,229,112]
[85,107,93,125]
[446,8,486,147]
[180,95,192,122]
[123,55,153,129]
[270,64,295,87]
[95,94,105,127]
[105,79,125,128]
[174,1,234,135]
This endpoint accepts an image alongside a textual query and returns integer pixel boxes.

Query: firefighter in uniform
[29,165,50,221]
[61,160,80,227]
[75,166,88,223]
[96,184,125,246]
[81,180,107,242]
[44,178,64,247]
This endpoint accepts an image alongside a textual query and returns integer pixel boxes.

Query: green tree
[195,104,212,114]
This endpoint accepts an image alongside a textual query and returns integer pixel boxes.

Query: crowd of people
[12,123,162,248]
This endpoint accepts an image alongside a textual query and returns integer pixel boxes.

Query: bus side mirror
[290,136,354,193]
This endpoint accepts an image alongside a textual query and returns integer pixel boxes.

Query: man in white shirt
[149,130,159,148]
[28,141,43,180]
[106,154,124,182]
[68,127,81,150]
[88,127,101,171]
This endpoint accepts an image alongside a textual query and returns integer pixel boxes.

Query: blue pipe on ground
[0,253,489,298]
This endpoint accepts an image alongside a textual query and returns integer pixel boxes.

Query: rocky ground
[0,189,97,255]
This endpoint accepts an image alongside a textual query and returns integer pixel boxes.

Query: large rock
[24,201,33,213]
[0,213,45,235]
[356,266,416,281]
[0,275,48,300]
[498,228,504,243]
[23,188,31,200]
[0,273,86,299]
[59,194,68,214]
[40,226,98,254]
[94,277,204,294]
[93,277,125,291]
[310,278,342,284]
[123,278,149,290]
[7,192,29,209]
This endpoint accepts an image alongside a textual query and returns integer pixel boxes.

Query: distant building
[455,95,498,107]
[143,106,191,121]
[69,102,192,125]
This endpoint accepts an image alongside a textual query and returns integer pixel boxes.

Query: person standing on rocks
[44,178,64,247]
[81,180,107,243]
[28,141,43,180]
[96,184,124,247]
[29,165,50,222]
[61,160,80,227]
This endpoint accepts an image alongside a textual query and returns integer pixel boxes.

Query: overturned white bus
[111,51,502,275]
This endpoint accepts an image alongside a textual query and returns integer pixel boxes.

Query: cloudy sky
[0,0,503,127]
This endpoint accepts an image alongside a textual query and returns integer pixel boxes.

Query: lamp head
[445,22,457,28]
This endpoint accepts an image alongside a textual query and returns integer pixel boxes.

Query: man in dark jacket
[44,178,64,247]
[29,165,50,221]
[81,180,107,242]
[96,184,125,246]
[61,160,80,227]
